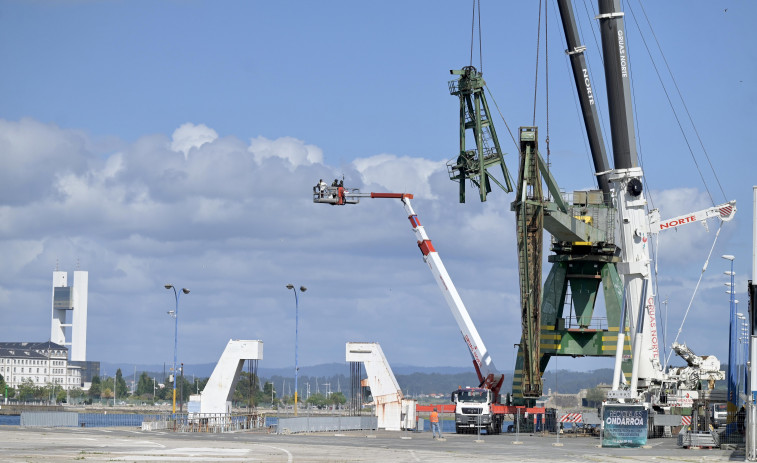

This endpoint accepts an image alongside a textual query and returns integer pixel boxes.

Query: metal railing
[19,411,265,433]
[142,413,266,433]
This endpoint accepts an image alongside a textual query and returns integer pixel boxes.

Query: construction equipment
[447,0,738,418]
[447,66,513,203]
[314,186,505,433]
[649,201,736,234]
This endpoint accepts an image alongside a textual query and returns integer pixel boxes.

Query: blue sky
[1,0,755,381]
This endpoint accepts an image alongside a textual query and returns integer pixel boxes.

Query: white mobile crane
[314,184,506,434]
[585,1,737,404]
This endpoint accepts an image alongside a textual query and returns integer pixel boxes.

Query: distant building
[51,270,88,362]
[0,270,100,393]
[50,269,100,385]
[0,341,82,390]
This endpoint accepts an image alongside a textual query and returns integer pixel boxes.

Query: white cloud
[248,135,323,167]
[170,123,219,159]
[0,119,743,375]
[352,153,446,199]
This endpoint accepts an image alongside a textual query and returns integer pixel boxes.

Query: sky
[1,1,755,380]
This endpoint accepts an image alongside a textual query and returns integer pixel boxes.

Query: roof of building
[0,341,68,359]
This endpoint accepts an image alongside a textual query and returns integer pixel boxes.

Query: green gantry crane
[447,66,632,407]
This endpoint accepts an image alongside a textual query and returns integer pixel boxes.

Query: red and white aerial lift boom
[314,184,509,433]
[314,184,504,395]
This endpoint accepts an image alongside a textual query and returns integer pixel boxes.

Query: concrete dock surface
[0,426,741,462]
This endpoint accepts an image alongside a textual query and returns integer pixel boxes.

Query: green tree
[0,375,14,401]
[136,372,153,397]
[175,374,193,406]
[89,375,102,398]
[18,379,37,402]
[306,393,327,409]
[233,372,263,407]
[584,387,606,407]
[102,387,114,399]
[263,382,276,405]
[41,383,58,403]
[329,392,347,408]
[68,387,85,403]
[115,369,128,398]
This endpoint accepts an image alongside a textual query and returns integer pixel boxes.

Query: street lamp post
[723,255,737,419]
[165,284,190,416]
[739,313,747,399]
[286,284,307,416]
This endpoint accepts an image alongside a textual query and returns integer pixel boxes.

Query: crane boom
[556,0,611,198]
[649,200,736,234]
[313,184,504,397]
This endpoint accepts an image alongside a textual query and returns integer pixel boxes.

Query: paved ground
[0,426,743,462]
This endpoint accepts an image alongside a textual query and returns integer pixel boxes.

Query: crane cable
[469,0,482,72]
[466,0,520,186]
[531,0,543,126]
[663,221,724,370]
[544,0,551,196]
[626,1,725,206]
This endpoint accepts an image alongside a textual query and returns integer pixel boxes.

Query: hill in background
[102,362,621,395]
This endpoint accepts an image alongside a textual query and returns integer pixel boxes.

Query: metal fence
[141,413,266,433]
[20,412,77,427]
[20,412,165,428]
[276,415,377,434]
[19,411,264,432]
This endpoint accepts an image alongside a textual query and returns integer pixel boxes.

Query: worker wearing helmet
[430,407,441,439]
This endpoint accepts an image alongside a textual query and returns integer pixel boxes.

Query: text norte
[659,215,697,229]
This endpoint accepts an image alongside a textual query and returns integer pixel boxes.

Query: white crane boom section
[649,200,736,234]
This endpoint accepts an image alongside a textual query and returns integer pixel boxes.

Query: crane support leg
[511,258,632,405]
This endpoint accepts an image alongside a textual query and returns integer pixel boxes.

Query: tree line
[4,366,682,405]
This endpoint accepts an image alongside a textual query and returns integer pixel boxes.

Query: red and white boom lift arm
[313,182,505,398]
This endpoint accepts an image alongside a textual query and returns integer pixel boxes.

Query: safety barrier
[142,413,265,433]
[276,415,377,434]
[20,412,77,427]
[19,411,262,432]
[559,413,582,423]
[20,412,164,428]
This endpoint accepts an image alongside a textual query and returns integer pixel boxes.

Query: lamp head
[286,284,294,290]
[182,288,190,294]
[164,284,173,290]
[300,286,307,292]
[722,254,735,261]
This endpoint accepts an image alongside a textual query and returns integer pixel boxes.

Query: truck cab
[710,402,727,428]
[451,387,503,434]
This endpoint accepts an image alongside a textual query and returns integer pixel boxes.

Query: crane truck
[550,1,736,440]
[314,184,509,434]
